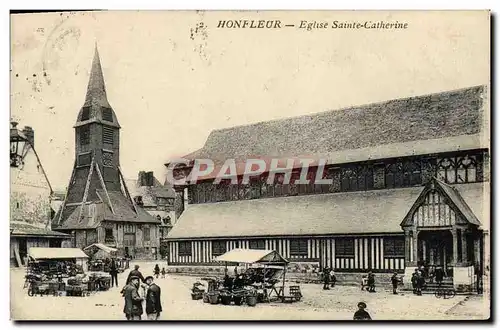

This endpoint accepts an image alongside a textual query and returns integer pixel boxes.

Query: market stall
[193,249,301,306]
[25,247,90,297]
[83,243,128,272]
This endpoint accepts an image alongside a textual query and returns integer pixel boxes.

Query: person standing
[391,272,399,294]
[416,270,425,296]
[411,269,418,294]
[154,264,160,279]
[435,266,444,287]
[161,267,166,279]
[329,269,337,288]
[122,276,144,321]
[109,258,119,288]
[322,267,330,290]
[126,265,145,284]
[353,302,372,320]
[367,271,376,293]
[145,276,162,320]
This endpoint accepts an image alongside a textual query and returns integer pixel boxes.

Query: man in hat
[122,276,144,320]
[353,302,372,320]
[322,267,330,290]
[126,264,145,285]
[144,276,162,320]
[391,272,400,294]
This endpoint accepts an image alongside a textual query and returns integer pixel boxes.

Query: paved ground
[10,262,490,321]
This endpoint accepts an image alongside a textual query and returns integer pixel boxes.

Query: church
[52,47,161,259]
[165,85,489,290]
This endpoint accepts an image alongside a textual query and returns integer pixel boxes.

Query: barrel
[246,295,257,307]
[233,296,243,305]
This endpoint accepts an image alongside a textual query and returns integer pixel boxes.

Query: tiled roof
[180,86,485,165]
[101,190,161,224]
[168,181,487,240]
[436,181,482,226]
[125,176,175,207]
[11,222,69,237]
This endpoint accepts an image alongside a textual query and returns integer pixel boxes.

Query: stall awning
[28,247,89,260]
[83,243,118,254]
[214,249,288,264]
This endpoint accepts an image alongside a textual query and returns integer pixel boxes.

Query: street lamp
[10,122,28,168]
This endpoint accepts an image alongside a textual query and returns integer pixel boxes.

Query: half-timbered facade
[165,85,489,287]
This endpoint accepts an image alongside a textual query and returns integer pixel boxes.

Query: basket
[208,292,219,304]
[246,295,257,307]
[202,292,209,303]
[233,296,243,306]
[191,292,203,300]
[220,294,232,305]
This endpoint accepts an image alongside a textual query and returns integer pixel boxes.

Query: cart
[206,249,297,305]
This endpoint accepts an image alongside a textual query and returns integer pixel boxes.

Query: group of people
[322,267,337,290]
[121,265,163,321]
[361,271,376,292]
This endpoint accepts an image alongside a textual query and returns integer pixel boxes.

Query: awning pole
[281,263,286,298]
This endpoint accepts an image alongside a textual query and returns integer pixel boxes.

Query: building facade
[52,47,161,259]
[10,122,70,266]
[126,171,176,239]
[165,86,490,289]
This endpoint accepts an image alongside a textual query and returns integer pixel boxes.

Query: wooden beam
[58,160,77,225]
[78,155,95,223]
[118,166,138,214]
[94,162,115,214]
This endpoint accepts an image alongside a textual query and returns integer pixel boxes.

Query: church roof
[75,46,120,128]
[176,85,486,167]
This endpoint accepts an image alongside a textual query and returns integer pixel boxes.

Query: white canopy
[28,247,89,260]
[214,249,288,264]
[83,243,118,254]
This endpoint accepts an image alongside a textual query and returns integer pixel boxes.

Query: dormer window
[102,107,113,122]
[81,107,91,121]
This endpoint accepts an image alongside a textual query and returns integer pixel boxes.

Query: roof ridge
[208,85,486,135]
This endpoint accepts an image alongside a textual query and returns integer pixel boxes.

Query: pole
[281,263,286,299]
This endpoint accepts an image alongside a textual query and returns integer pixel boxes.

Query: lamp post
[10,122,28,168]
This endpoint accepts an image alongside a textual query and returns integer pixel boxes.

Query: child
[161,267,166,279]
[353,302,372,320]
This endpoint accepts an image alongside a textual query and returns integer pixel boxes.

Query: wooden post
[412,232,418,264]
[461,229,468,265]
[452,229,458,265]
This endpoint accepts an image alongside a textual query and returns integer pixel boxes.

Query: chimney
[22,126,34,147]
[138,171,147,186]
[146,171,154,186]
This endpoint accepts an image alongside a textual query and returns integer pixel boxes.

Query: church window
[80,126,90,145]
[102,151,113,167]
[81,107,91,121]
[178,241,192,257]
[335,238,355,257]
[102,107,113,122]
[383,237,405,257]
[212,240,227,256]
[102,126,114,145]
[249,239,266,250]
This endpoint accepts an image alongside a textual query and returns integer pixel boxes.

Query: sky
[10,11,490,191]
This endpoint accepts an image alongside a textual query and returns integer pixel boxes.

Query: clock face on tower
[103,151,113,166]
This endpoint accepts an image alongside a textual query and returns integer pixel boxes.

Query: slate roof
[178,86,485,166]
[167,182,487,240]
[435,181,482,226]
[125,176,175,207]
[10,221,69,238]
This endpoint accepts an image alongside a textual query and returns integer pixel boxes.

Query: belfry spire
[84,44,110,108]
